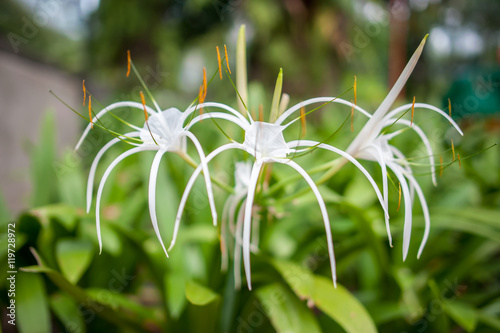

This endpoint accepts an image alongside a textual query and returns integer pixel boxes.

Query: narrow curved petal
[169,143,243,251]
[405,173,430,259]
[148,150,169,258]
[220,195,231,272]
[95,146,153,253]
[385,118,438,186]
[183,102,249,125]
[75,101,156,151]
[367,145,393,247]
[388,162,413,261]
[383,103,463,136]
[390,146,415,202]
[278,159,337,287]
[86,132,140,213]
[242,160,263,290]
[234,198,247,290]
[184,132,217,226]
[277,97,372,127]
[288,140,390,220]
[186,112,249,131]
[229,191,248,234]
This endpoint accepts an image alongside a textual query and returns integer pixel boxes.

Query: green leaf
[56,238,94,284]
[445,301,478,332]
[273,260,378,333]
[50,293,86,333]
[55,150,86,208]
[31,111,57,207]
[30,204,80,231]
[185,280,219,306]
[0,188,11,224]
[256,283,321,333]
[165,273,187,319]
[16,272,51,333]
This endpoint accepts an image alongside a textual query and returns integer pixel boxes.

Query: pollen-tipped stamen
[451,139,455,161]
[126,50,131,77]
[83,80,86,106]
[448,98,452,124]
[457,153,461,168]
[140,91,159,146]
[411,96,415,126]
[224,44,231,74]
[217,46,223,80]
[300,106,307,137]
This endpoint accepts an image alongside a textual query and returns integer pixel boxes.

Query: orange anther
[411,96,415,126]
[448,98,452,124]
[216,46,222,80]
[300,106,306,137]
[353,76,357,106]
[126,50,131,77]
[88,95,93,129]
[439,155,443,177]
[140,91,148,121]
[82,80,86,106]
[224,44,231,74]
[457,153,461,168]
[451,139,455,161]
[397,182,402,212]
[259,104,264,122]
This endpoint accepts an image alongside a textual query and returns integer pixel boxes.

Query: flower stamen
[448,98,452,123]
[439,154,443,177]
[411,96,415,126]
[140,91,158,145]
[126,50,131,77]
[82,80,86,106]
[88,95,93,129]
[224,44,231,74]
[216,46,223,80]
[300,106,307,137]
[451,139,455,161]
[457,153,461,168]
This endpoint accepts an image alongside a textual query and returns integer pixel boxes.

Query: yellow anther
[397,182,402,212]
[88,95,93,129]
[457,153,461,168]
[82,80,86,106]
[126,50,131,77]
[198,67,207,116]
[353,76,357,106]
[140,91,148,121]
[439,155,443,177]
[411,96,415,126]
[300,106,306,138]
[216,46,222,80]
[451,139,455,161]
[224,44,231,74]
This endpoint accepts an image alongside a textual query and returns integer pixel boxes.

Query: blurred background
[0,1,499,332]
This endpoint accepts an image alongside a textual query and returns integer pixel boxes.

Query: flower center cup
[140,108,187,151]
[242,122,290,160]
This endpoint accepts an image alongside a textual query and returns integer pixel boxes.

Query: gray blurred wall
[0,50,80,216]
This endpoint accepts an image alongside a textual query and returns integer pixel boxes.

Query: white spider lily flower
[78,98,243,258]
[171,102,390,290]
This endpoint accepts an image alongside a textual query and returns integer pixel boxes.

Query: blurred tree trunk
[388,0,409,99]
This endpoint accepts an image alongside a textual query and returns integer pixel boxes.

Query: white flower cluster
[77,29,462,290]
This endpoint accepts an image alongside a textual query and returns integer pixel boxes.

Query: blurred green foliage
[1,0,500,332]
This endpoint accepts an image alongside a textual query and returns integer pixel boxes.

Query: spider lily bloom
[171,98,390,290]
[337,35,464,260]
[77,93,246,257]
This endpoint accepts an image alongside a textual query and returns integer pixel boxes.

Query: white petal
[278,159,337,287]
[242,160,263,290]
[183,102,249,125]
[277,97,372,127]
[184,132,217,226]
[405,173,430,259]
[186,112,249,131]
[95,146,153,254]
[148,150,169,258]
[234,198,247,290]
[75,101,155,151]
[288,140,390,220]
[169,143,242,251]
[86,132,140,213]
[388,162,413,261]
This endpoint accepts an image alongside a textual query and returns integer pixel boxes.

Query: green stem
[178,152,234,193]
